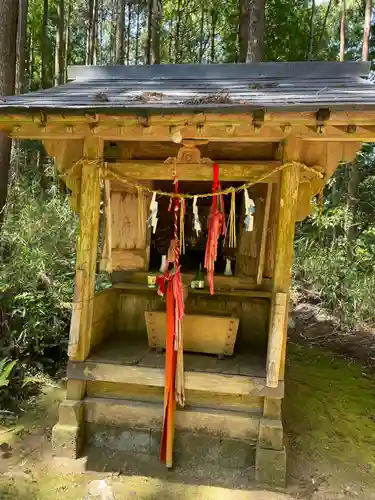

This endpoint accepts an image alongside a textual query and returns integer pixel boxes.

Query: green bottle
[195,263,205,289]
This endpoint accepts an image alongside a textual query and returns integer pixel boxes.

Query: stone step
[86,422,256,470]
[84,396,261,441]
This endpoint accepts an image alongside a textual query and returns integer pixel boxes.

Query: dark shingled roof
[0,62,374,114]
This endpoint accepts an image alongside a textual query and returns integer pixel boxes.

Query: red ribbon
[160,174,185,467]
[204,162,226,295]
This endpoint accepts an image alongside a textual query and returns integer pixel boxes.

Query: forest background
[0,0,374,403]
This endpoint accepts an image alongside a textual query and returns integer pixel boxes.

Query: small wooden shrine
[1,62,374,485]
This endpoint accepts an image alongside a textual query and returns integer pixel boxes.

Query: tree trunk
[116,0,125,64]
[307,0,316,59]
[239,0,249,62]
[362,0,372,61]
[126,3,131,64]
[339,0,345,61]
[168,18,173,62]
[98,0,103,64]
[0,0,18,219]
[92,0,98,65]
[64,0,71,78]
[146,0,152,64]
[28,30,34,90]
[211,9,217,63]
[87,0,97,65]
[41,0,49,88]
[135,0,141,63]
[315,0,333,57]
[110,0,118,63]
[150,0,161,64]
[198,4,205,63]
[246,0,265,62]
[55,0,65,86]
[175,0,182,63]
[16,0,29,95]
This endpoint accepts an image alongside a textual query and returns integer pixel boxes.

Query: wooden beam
[256,183,273,284]
[107,160,283,183]
[67,360,285,398]
[111,272,273,294]
[2,109,375,126]
[68,137,103,361]
[4,120,375,143]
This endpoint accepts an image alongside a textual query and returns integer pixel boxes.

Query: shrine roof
[0,62,374,114]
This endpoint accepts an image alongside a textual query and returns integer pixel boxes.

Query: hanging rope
[228,191,237,248]
[179,198,185,255]
[73,160,324,201]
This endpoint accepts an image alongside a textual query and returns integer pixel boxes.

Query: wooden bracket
[315,108,331,134]
[252,109,265,133]
[165,143,211,168]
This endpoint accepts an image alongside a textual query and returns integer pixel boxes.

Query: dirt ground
[0,301,374,500]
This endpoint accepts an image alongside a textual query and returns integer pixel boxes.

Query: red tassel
[160,282,177,467]
[205,163,225,295]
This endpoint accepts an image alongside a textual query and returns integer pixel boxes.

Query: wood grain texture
[68,360,284,397]
[68,137,102,360]
[263,183,279,279]
[107,160,283,182]
[90,288,119,350]
[104,183,151,271]
[114,288,270,349]
[237,184,267,277]
[86,381,264,412]
[257,183,273,284]
[266,293,287,388]
[272,139,301,380]
[145,312,239,356]
[43,138,84,211]
[112,271,273,291]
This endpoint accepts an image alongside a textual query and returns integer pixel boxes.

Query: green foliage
[294,238,375,328]
[0,359,17,388]
[0,144,77,372]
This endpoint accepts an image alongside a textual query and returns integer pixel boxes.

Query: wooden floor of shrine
[67,336,284,399]
[91,336,266,376]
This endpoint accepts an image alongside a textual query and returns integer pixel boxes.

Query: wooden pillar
[267,138,301,384]
[68,137,103,361]
[52,138,102,460]
[256,138,301,486]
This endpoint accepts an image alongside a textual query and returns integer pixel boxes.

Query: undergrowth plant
[0,144,77,387]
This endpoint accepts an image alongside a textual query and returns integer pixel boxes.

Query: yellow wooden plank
[145,312,239,356]
[86,381,264,412]
[68,138,103,361]
[271,138,301,381]
[107,160,283,183]
[256,183,273,285]
[68,360,285,397]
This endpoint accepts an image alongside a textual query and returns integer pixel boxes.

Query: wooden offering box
[145,312,240,356]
